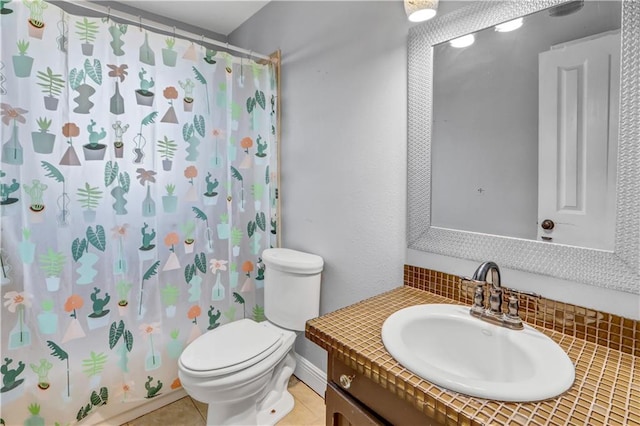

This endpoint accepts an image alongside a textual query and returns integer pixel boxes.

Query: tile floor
[123,376,326,426]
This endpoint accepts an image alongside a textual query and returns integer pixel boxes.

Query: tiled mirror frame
[407,0,640,293]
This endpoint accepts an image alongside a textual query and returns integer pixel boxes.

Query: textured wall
[229,1,410,370]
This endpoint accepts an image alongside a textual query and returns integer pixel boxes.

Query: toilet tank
[262,248,324,331]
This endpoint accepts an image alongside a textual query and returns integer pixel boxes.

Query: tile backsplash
[404,265,640,357]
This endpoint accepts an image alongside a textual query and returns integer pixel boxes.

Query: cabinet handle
[339,374,355,389]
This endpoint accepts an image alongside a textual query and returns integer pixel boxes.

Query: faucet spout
[472,261,501,289]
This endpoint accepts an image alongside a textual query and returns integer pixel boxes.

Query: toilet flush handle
[339,374,355,389]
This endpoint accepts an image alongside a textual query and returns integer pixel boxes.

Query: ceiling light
[449,34,475,48]
[549,1,584,17]
[495,18,523,33]
[405,0,439,23]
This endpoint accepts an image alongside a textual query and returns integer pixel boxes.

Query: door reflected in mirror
[431,1,621,251]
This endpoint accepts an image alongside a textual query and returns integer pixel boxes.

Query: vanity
[306,266,640,426]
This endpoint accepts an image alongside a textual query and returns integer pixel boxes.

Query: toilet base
[256,389,294,425]
[204,350,297,426]
[205,390,294,426]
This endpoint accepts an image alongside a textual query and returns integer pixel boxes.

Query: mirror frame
[407,0,639,293]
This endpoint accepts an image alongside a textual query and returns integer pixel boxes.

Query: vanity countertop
[306,286,640,426]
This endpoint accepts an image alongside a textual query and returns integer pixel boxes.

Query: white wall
[59,1,227,42]
[229,1,410,370]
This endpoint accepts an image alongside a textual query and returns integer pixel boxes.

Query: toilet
[178,248,324,426]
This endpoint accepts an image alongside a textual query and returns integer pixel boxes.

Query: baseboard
[95,388,188,425]
[294,354,327,397]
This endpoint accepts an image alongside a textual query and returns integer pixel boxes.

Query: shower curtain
[0,1,278,424]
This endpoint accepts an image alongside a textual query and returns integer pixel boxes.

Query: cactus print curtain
[0,1,278,424]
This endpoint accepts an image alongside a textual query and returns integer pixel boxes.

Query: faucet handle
[506,295,519,317]
[488,287,503,316]
[471,283,485,315]
[504,295,523,328]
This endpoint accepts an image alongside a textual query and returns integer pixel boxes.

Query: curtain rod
[58,0,271,61]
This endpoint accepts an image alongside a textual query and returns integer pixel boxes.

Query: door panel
[538,31,619,250]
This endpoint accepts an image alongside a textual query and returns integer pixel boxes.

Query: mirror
[431,1,621,251]
[407,0,639,293]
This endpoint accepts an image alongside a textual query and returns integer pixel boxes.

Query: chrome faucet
[472,261,501,285]
[464,261,524,330]
[472,261,503,317]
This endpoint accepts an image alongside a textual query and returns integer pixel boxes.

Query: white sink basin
[381,304,575,402]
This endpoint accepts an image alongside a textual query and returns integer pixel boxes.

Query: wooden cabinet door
[325,382,385,426]
[328,355,446,426]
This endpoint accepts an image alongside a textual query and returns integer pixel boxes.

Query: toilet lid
[180,319,283,373]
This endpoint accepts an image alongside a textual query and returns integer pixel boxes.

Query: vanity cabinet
[326,355,445,426]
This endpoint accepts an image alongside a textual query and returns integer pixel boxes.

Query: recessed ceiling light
[549,0,584,17]
[449,34,475,48]
[495,18,523,33]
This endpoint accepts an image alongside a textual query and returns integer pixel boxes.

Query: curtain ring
[138,16,142,31]
[106,6,110,23]
[201,35,205,50]
[173,26,176,39]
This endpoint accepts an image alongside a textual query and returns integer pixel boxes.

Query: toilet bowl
[178,248,323,426]
[179,319,297,425]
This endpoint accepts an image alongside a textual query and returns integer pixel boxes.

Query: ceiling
[115,0,271,36]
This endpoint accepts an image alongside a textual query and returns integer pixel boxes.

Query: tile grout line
[288,382,326,417]
[291,394,325,418]
[187,396,207,423]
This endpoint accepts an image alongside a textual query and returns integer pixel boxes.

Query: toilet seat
[179,319,284,377]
